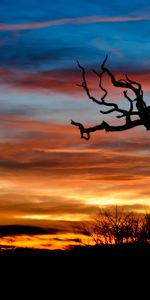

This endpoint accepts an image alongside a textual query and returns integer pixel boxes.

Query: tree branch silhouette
[71,55,150,140]
[78,207,150,245]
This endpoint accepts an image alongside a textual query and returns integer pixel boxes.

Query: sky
[0,0,150,250]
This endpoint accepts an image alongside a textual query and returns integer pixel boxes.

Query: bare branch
[123,90,134,113]
[100,94,138,118]
[100,58,138,92]
[118,79,128,83]
[71,120,90,140]
[93,69,108,101]
[71,118,143,136]
[125,74,141,90]
[72,56,150,139]
[100,100,130,116]
[77,60,102,105]
[100,108,116,114]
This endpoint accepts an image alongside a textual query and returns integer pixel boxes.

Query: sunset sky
[0,0,150,250]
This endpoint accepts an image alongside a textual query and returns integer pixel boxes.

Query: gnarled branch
[71,56,150,139]
[76,60,101,105]
[71,119,143,140]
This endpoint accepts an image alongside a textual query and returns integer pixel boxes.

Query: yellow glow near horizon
[15,213,90,222]
[0,233,88,250]
[65,191,150,208]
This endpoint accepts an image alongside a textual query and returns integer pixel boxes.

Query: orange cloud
[0,16,149,31]
[0,68,81,95]
[0,67,150,98]
[0,117,149,197]
[0,114,149,250]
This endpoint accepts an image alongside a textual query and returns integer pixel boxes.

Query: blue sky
[0,0,150,123]
[0,0,150,71]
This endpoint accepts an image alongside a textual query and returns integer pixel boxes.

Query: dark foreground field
[0,243,149,269]
[0,243,149,293]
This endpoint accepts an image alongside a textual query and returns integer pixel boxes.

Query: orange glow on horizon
[0,233,87,250]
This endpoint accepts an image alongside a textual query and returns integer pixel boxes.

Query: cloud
[0,118,150,178]
[0,225,58,237]
[0,16,149,31]
[0,105,37,117]
[0,67,80,95]
[0,123,149,212]
[92,39,124,58]
[0,117,149,224]
[0,67,150,97]
[0,195,98,217]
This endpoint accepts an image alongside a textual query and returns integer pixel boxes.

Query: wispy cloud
[0,16,149,31]
[0,68,80,95]
[0,67,150,96]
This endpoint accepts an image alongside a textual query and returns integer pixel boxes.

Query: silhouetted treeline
[79,207,150,245]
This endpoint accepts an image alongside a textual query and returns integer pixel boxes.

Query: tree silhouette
[78,207,150,245]
[71,55,150,140]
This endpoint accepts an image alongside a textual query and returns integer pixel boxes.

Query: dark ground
[0,243,149,273]
[0,244,149,295]
[1,243,149,267]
